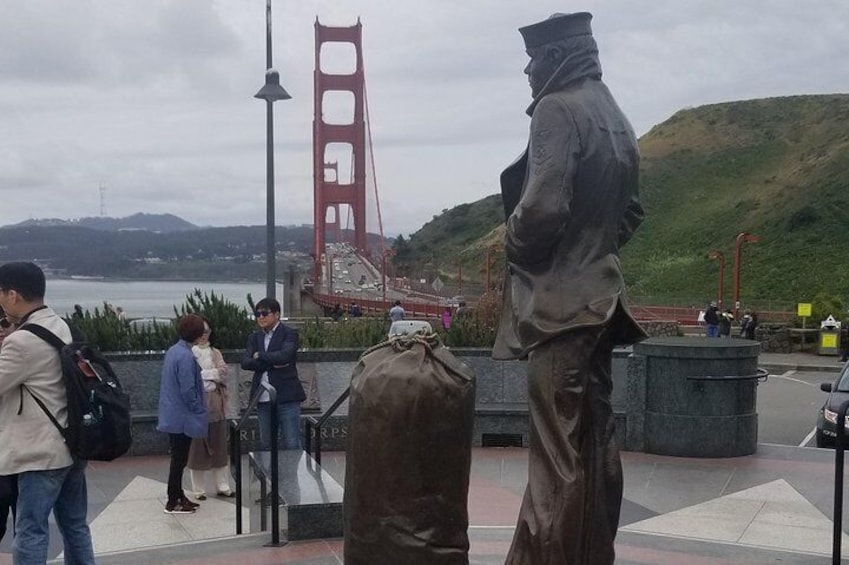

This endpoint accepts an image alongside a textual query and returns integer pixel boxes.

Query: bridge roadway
[311,243,798,325]
[312,242,452,317]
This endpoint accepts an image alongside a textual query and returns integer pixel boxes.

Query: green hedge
[69,290,504,352]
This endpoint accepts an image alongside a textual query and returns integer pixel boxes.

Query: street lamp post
[708,250,725,310]
[381,249,395,305]
[254,0,291,300]
[733,232,761,319]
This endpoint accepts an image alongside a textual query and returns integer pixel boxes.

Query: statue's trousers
[505,327,622,565]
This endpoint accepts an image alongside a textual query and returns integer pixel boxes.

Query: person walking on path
[0,262,96,563]
[389,300,405,322]
[704,301,720,337]
[241,298,305,450]
[158,314,209,514]
[441,307,453,330]
[187,318,234,499]
[719,309,734,338]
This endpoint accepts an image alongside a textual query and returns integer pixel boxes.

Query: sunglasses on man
[255,310,275,318]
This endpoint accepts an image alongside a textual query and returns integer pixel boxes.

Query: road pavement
[758,369,832,447]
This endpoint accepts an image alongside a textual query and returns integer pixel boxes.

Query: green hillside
[392,195,506,287]
[393,94,849,306]
[627,94,849,305]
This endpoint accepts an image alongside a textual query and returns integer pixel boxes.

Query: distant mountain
[11,213,199,233]
[0,222,390,280]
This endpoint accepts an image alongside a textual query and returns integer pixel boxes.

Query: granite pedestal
[627,336,761,457]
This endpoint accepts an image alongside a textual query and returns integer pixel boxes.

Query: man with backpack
[0,262,95,564]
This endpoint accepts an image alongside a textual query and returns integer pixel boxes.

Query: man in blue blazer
[241,298,305,450]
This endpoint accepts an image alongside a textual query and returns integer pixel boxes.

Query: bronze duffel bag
[343,333,476,565]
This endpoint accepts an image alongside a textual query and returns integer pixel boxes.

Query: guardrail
[304,386,351,466]
[229,382,286,547]
[309,291,446,318]
[686,368,770,382]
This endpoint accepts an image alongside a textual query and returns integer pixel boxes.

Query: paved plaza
[0,351,846,564]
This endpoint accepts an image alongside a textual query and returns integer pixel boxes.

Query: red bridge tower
[313,19,367,277]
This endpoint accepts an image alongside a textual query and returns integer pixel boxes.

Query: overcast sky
[1,1,846,237]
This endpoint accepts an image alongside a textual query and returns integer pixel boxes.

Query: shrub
[444,290,502,347]
[67,291,255,352]
[300,316,389,349]
[173,289,255,350]
[67,303,139,352]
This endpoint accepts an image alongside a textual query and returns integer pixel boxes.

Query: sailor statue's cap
[519,12,593,49]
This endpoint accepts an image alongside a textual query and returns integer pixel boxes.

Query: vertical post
[265,0,272,69]
[263,0,276,301]
[266,99,276,300]
[327,253,333,294]
[485,247,492,291]
[260,479,267,531]
[708,250,725,310]
[232,421,243,535]
[304,420,312,455]
[457,263,463,295]
[381,253,387,305]
[833,399,849,564]
[733,232,760,319]
[269,390,280,545]
[316,431,323,466]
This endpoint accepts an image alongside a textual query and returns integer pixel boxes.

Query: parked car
[816,366,849,447]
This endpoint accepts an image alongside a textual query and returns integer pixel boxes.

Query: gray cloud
[0,0,846,236]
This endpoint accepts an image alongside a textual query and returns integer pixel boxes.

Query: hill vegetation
[392,94,849,308]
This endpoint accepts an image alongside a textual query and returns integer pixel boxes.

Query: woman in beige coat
[186,319,234,499]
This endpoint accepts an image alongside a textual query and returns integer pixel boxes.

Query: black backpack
[20,324,133,461]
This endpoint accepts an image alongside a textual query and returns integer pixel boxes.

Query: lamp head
[254,69,291,102]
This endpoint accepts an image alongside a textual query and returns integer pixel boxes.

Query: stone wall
[110,346,633,456]
[640,320,681,338]
[115,336,770,460]
[755,325,792,353]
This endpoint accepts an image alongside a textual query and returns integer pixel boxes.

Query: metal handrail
[833,399,849,564]
[304,385,350,466]
[229,382,286,546]
[686,368,770,382]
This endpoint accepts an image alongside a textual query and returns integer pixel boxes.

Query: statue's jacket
[493,49,646,360]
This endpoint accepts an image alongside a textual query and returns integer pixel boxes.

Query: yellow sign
[798,303,812,317]
[822,333,838,348]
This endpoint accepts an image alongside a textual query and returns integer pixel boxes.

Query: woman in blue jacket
[157,314,208,514]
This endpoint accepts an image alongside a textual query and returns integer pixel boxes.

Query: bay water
[44,279,276,319]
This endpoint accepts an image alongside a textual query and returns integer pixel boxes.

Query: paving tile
[738,520,841,556]
[112,475,167,502]
[175,514,250,540]
[624,510,760,542]
[91,498,169,525]
[91,519,192,554]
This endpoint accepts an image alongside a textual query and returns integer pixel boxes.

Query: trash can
[819,315,842,356]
